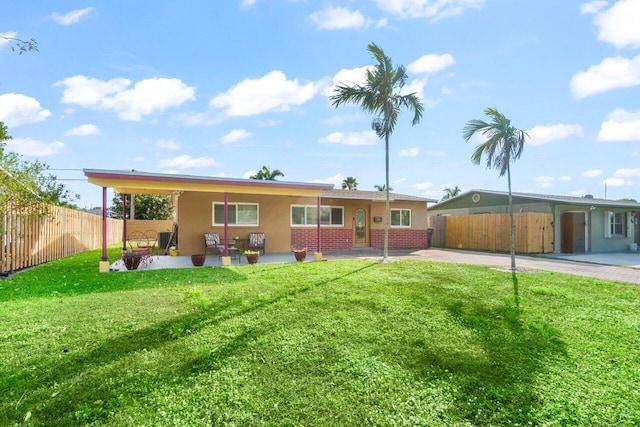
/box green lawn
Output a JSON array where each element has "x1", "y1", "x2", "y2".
[{"x1": 1, "y1": 248, "x2": 638, "y2": 426}]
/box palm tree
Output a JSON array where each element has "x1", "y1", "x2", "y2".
[
  {"x1": 374, "y1": 184, "x2": 393, "y2": 192},
  {"x1": 250, "y1": 165, "x2": 284, "y2": 181},
  {"x1": 462, "y1": 107, "x2": 528, "y2": 271},
  {"x1": 331, "y1": 43, "x2": 423, "y2": 261},
  {"x1": 441, "y1": 185, "x2": 461, "y2": 201},
  {"x1": 341, "y1": 176, "x2": 358, "y2": 190}
]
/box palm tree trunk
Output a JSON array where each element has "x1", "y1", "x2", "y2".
[
  {"x1": 507, "y1": 163, "x2": 516, "y2": 271},
  {"x1": 384, "y1": 133, "x2": 390, "y2": 261}
]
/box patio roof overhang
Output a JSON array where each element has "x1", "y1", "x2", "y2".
[{"x1": 83, "y1": 169, "x2": 335, "y2": 196}]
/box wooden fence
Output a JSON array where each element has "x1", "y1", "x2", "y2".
[
  {"x1": 1, "y1": 204, "x2": 123, "y2": 273},
  {"x1": 431, "y1": 213, "x2": 554, "y2": 254}
]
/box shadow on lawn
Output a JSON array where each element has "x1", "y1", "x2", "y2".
[{"x1": 1, "y1": 262, "x2": 376, "y2": 425}]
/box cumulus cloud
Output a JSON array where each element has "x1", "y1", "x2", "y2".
[
  {"x1": 604, "y1": 177, "x2": 632, "y2": 187},
  {"x1": 597, "y1": 109, "x2": 640, "y2": 141},
  {"x1": 158, "y1": 154, "x2": 216, "y2": 170},
  {"x1": 51, "y1": 7, "x2": 94, "y2": 25},
  {"x1": 66, "y1": 123, "x2": 99, "y2": 136},
  {"x1": 582, "y1": 169, "x2": 603, "y2": 177},
  {"x1": 0, "y1": 31, "x2": 18, "y2": 48},
  {"x1": 614, "y1": 168, "x2": 640, "y2": 177},
  {"x1": 569, "y1": 55, "x2": 640, "y2": 98},
  {"x1": 309, "y1": 173, "x2": 343, "y2": 187},
  {"x1": 55, "y1": 75, "x2": 195, "y2": 121},
  {"x1": 221, "y1": 129, "x2": 252, "y2": 144},
  {"x1": 408, "y1": 53, "x2": 455, "y2": 74},
  {"x1": 399, "y1": 147, "x2": 420, "y2": 157},
  {"x1": 324, "y1": 66, "x2": 373, "y2": 97},
  {"x1": 6, "y1": 137, "x2": 64, "y2": 156},
  {"x1": 318, "y1": 131, "x2": 378, "y2": 146},
  {"x1": 535, "y1": 176, "x2": 555, "y2": 188},
  {"x1": 527, "y1": 124, "x2": 584, "y2": 145},
  {"x1": 583, "y1": 0, "x2": 640, "y2": 49},
  {"x1": 156, "y1": 138, "x2": 180, "y2": 150},
  {"x1": 410, "y1": 181, "x2": 435, "y2": 191},
  {"x1": 0, "y1": 93, "x2": 51, "y2": 127},
  {"x1": 309, "y1": 7, "x2": 367, "y2": 30},
  {"x1": 210, "y1": 71, "x2": 316, "y2": 117},
  {"x1": 372, "y1": 0, "x2": 487, "y2": 22}
]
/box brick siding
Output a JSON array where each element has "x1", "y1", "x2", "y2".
[
  {"x1": 371, "y1": 229, "x2": 428, "y2": 250},
  {"x1": 292, "y1": 228, "x2": 428, "y2": 251}
]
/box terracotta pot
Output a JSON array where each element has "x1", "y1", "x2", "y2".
[
  {"x1": 293, "y1": 249, "x2": 307, "y2": 262},
  {"x1": 123, "y1": 255, "x2": 141, "y2": 270},
  {"x1": 191, "y1": 254, "x2": 206, "y2": 266},
  {"x1": 245, "y1": 253, "x2": 259, "y2": 264}
]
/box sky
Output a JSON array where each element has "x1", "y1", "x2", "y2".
[{"x1": 1, "y1": 0, "x2": 639, "y2": 209}]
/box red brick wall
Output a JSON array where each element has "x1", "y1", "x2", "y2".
[
  {"x1": 291, "y1": 228, "x2": 353, "y2": 251},
  {"x1": 371, "y1": 229, "x2": 428, "y2": 250}
]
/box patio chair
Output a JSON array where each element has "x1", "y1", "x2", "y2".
[
  {"x1": 204, "y1": 232, "x2": 241, "y2": 262},
  {"x1": 248, "y1": 232, "x2": 266, "y2": 254}
]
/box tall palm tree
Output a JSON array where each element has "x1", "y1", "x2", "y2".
[
  {"x1": 374, "y1": 184, "x2": 393, "y2": 192},
  {"x1": 341, "y1": 176, "x2": 358, "y2": 190},
  {"x1": 331, "y1": 43, "x2": 423, "y2": 261},
  {"x1": 441, "y1": 185, "x2": 461, "y2": 201},
  {"x1": 462, "y1": 107, "x2": 528, "y2": 271},
  {"x1": 250, "y1": 165, "x2": 284, "y2": 181}
]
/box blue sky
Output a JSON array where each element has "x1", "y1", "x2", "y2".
[{"x1": 1, "y1": 0, "x2": 639, "y2": 208}]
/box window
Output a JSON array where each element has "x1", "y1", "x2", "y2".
[
  {"x1": 213, "y1": 203, "x2": 258, "y2": 226},
  {"x1": 391, "y1": 209, "x2": 411, "y2": 227},
  {"x1": 605, "y1": 211, "x2": 626, "y2": 238},
  {"x1": 291, "y1": 205, "x2": 343, "y2": 226}
]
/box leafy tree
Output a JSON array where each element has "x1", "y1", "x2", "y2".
[
  {"x1": 110, "y1": 192, "x2": 174, "y2": 220},
  {"x1": 341, "y1": 176, "x2": 358, "y2": 190},
  {"x1": 441, "y1": 185, "x2": 461, "y2": 201},
  {"x1": 463, "y1": 107, "x2": 528, "y2": 271},
  {"x1": 331, "y1": 43, "x2": 423, "y2": 261},
  {"x1": 1, "y1": 35, "x2": 38, "y2": 54},
  {"x1": 374, "y1": 184, "x2": 393, "y2": 192},
  {"x1": 250, "y1": 165, "x2": 284, "y2": 181}
]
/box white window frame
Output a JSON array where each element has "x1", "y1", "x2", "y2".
[
  {"x1": 212, "y1": 202, "x2": 259, "y2": 226},
  {"x1": 290, "y1": 205, "x2": 344, "y2": 227},
  {"x1": 604, "y1": 211, "x2": 625, "y2": 238},
  {"x1": 391, "y1": 208, "x2": 411, "y2": 228}
]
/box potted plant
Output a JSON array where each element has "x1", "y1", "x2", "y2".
[
  {"x1": 244, "y1": 250, "x2": 259, "y2": 264},
  {"x1": 293, "y1": 247, "x2": 307, "y2": 262},
  {"x1": 122, "y1": 252, "x2": 141, "y2": 270},
  {"x1": 191, "y1": 254, "x2": 206, "y2": 266}
]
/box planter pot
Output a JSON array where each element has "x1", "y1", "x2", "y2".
[
  {"x1": 245, "y1": 253, "x2": 259, "y2": 264},
  {"x1": 123, "y1": 255, "x2": 141, "y2": 270},
  {"x1": 191, "y1": 254, "x2": 206, "y2": 266},
  {"x1": 293, "y1": 249, "x2": 307, "y2": 262}
]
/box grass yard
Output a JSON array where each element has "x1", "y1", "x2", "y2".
[{"x1": 1, "y1": 248, "x2": 639, "y2": 426}]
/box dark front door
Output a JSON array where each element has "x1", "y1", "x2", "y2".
[{"x1": 562, "y1": 212, "x2": 586, "y2": 253}]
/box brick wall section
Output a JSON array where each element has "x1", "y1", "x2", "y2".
[
  {"x1": 291, "y1": 228, "x2": 353, "y2": 251},
  {"x1": 371, "y1": 229, "x2": 428, "y2": 250}
]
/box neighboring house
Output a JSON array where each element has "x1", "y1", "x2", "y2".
[
  {"x1": 428, "y1": 189, "x2": 640, "y2": 254},
  {"x1": 85, "y1": 169, "x2": 435, "y2": 256}
]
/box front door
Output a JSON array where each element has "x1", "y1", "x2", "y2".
[
  {"x1": 562, "y1": 212, "x2": 586, "y2": 253},
  {"x1": 353, "y1": 207, "x2": 369, "y2": 247}
]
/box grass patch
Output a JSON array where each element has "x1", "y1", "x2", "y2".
[{"x1": 1, "y1": 248, "x2": 639, "y2": 425}]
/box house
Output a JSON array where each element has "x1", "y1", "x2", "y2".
[
  {"x1": 428, "y1": 189, "x2": 640, "y2": 254},
  {"x1": 84, "y1": 169, "x2": 435, "y2": 264}
]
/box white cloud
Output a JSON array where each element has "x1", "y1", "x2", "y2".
[
  {"x1": 325, "y1": 66, "x2": 374, "y2": 97},
  {"x1": 535, "y1": 176, "x2": 555, "y2": 188},
  {"x1": 401, "y1": 78, "x2": 427, "y2": 99},
  {"x1": 410, "y1": 181, "x2": 434, "y2": 191},
  {"x1": 318, "y1": 131, "x2": 378, "y2": 146},
  {"x1": 614, "y1": 168, "x2": 640, "y2": 177},
  {"x1": 158, "y1": 154, "x2": 216, "y2": 170},
  {"x1": 586, "y1": 0, "x2": 640, "y2": 49},
  {"x1": 66, "y1": 123, "x2": 99, "y2": 136},
  {"x1": 394, "y1": 177, "x2": 407, "y2": 184},
  {"x1": 569, "y1": 55, "x2": 640, "y2": 98},
  {"x1": 0, "y1": 93, "x2": 51, "y2": 127},
  {"x1": 527, "y1": 124, "x2": 584, "y2": 145},
  {"x1": 221, "y1": 129, "x2": 252, "y2": 144},
  {"x1": 55, "y1": 75, "x2": 195, "y2": 121},
  {"x1": 372, "y1": 0, "x2": 487, "y2": 21},
  {"x1": 407, "y1": 53, "x2": 455, "y2": 74},
  {"x1": 156, "y1": 138, "x2": 180, "y2": 150},
  {"x1": 51, "y1": 7, "x2": 94, "y2": 25},
  {"x1": 6, "y1": 137, "x2": 64, "y2": 156},
  {"x1": 243, "y1": 170, "x2": 256, "y2": 179},
  {"x1": 559, "y1": 176, "x2": 572, "y2": 182},
  {"x1": 309, "y1": 173, "x2": 342, "y2": 187},
  {"x1": 241, "y1": 0, "x2": 257, "y2": 7},
  {"x1": 309, "y1": 7, "x2": 367, "y2": 30},
  {"x1": 582, "y1": 169, "x2": 603, "y2": 177},
  {"x1": 604, "y1": 177, "x2": 632, "y2": 187},
  {"x1": 210, "y1": 71, "x2": 316, "y2": 117},
  {"x1": 0, "y1": 31, "x2": 17, "y2": 48},
  {"x1": 597, "y1": 109, "x2": 640, "y2": 141},
  {"x1": 399, "y1": 147, "x2": 420, "y2": 157}
]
